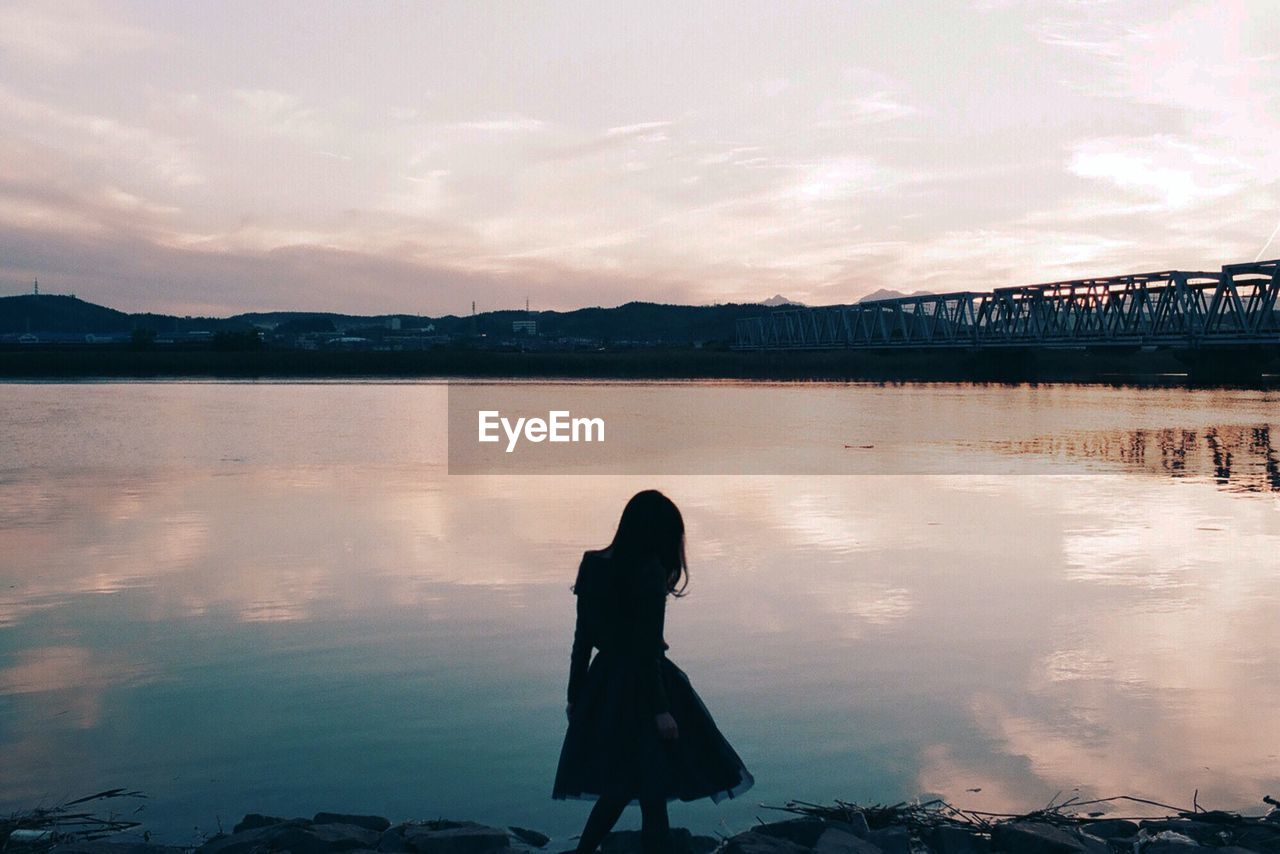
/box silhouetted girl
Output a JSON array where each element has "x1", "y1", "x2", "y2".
[{"x1": 552, "y1": 490, "x2": 754, "y2": 854}]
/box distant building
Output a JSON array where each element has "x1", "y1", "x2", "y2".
[
  {"x1": 387, "y1": 317, "x2": 401, "y2": 330},
  {"x1": 512, "y1": 319, "x2": 537, "y2": 335},
  {"x1": 331, "y1": 336, "x2": 371, "y2": 350}
]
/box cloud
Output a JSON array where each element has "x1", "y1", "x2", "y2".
[
  {"x1": 1068, "y1": 135, "x2": 1243, "y2": 210},
  {"x1": 231, "y1": 88, "x2": 327, "y2": 142},
  {"x1": 0, "y1": 83, "x2": 204, "y2": 188},
  {"x1": 791, "y1": 156, "x2": 894, "y2": 202},
  {"x1": 451, "y1": 116, "x2": 549, "y2": 133},
  {"x1": 0, "y1": 217, "x2": 699, "y2": 315},
  {"x1": 0, "y1": 1, "x2": 156, "y2": 65},
  {"x1": 1037, "y1": 2, "x2": 1280, "y2": 171},
  {"x1": 3, "y1": 3, "x2": 1279, "y2": 311},
  {"x1": 814, "y1": 92, "x2": 919, "y2": 128},
  {"x1": 604, "y1": 120, "x2": 672, "y2": 138}
]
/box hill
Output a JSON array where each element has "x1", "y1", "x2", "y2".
[
  {"x1": 0, "y1": 294, "x2": 132, "y2": 334},
  {"x1": 0, "y1": 294, "x2": 789, "y2": 345},
  {"x1": 0, "y1": 294, "x2": 255, "y2": 336}
]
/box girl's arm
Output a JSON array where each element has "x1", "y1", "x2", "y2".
[{"x1": 566, "y1": 557, "x2": 593, "y2": 707}]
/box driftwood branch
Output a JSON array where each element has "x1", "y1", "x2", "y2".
[
  {"x1": 765, "y1": 791, "x2": 1274, "y2": 834},
  {"x1": 1, "y1": 790, "x2": 147, "y2": 853}
]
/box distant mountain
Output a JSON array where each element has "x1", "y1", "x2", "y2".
[
  {"x1": 761, "y1": 294, "x2": 803, "y2": 307},
  {"x1": 858, "y1": 288, "x2": 936, "y2": 303}
]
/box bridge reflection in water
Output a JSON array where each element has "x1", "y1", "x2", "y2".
[
  {"x1": 991, "y1": 424, "x2": 1280, "y2": 493},
  {"x1": 736, "y1": 259, "x2": 1280, "y2": 352}
]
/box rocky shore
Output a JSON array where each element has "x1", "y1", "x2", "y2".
[{"x1": 8, "y1": 799, "x2": 1280, "y2": 854}]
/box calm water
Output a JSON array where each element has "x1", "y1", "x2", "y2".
[{"x1": 1, "y1": 381, "x2": 1278, "y2": 844}]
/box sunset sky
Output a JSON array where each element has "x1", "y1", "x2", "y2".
[{"x1": 2, "y1": 0, "x2": 1279, "y2": 316}]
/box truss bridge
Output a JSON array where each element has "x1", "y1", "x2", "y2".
[{"x1": 735, "y1": 260, "x2": 1280, "y2": 351}]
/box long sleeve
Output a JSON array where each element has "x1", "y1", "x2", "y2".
[
  {"x1": 629, "y1": 559, "x2": 671, "y2": 714},
  {"x1": 566, "y1": 557, "x2": 593, "y2": 704}
]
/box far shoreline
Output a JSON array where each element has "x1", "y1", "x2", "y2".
[{"x1": 1, "y1": 346, "x2": 1276, "y2": 387}]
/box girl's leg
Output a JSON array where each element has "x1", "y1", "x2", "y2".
[
  {"x1": 638, "y1": 798, "x2": 672, "y2": 854},
  {"x1": 575, "y1": 796, "x2": 628, "y2": 854}
]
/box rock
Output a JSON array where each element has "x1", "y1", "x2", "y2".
[
  {"x1": 927, "y1": 826, "x2": 991, "y2": 854},
  {"x1": 267, "y1": 824, "x2": 382, "y2": 854},
  {"x1": 200, "y1": 825, "x2": 289, "y2": 854},
  {"x1": 1226, "y1": 826, "x2": 1280, "y2": 854},
  {"x1": 507, "y1": 828, "x2": 549, "y2": 849},
  {"x1": 754, "y1": 819, "x2": 831, "y2": 849},
  {"x1": 991, "y1": 822, "x2": 1108, "y2": 854},
  {"x1": 1139, "y1": 821, "x2": 1228, "y2": 845},
  {"x1": 1079, "y1": 821, "x2": 1137, "y2": 841},
  {"x1": 379, "y1": 829, "x2": 411, "y2": 854},
  {"x1": 260, "y1": 828, "x2": 332, "y2": 854},
  {"x1": 198, "y1": 822, "x2": 381, "y2": 854},
  {"x1": 311, "y1": 824, "x2": 386, "y2": 850},
  {"x1": 723, "y1": 831, "x2": 811, "y2": 854},
  {"x1": 598, "y1": 830, "x2": 645, "y2": 854},
  {"x1": 687, "y1": 834, "x2": 720, "y2": 854},
  {"x1": 598, "y1": 829, "x2": 716, "y2": 854},
  {"x1": 1147, "y1": 831, "x2": 1198, "y2": 846},
  {"x1": 236, "y1": 816, "x2": 293, "y2": 835},
  {"x1": 315, "y1": 815, "x2": 392, "y2": 834},
  {"x1": 1144, "y1": 840, "x2": 1201, "y2": 854},
  {"x1": 1192, "y1": 812, "x2": 1245, "y2": 826},
  {"x1": 838, "y1": 815, "x2": 872, "y2": 840},
  {"x1": 813, "y1": 826, "x2": 884, "y2": 854},
  {"x1": 866, "y1": 827, "x2": 910, "y2": 854},
  {"x1": 402, "y1": 822, "x2": 510, "y2": 854},
  {"x1": 50, "y1": 844, "x2": 187, "y2": 854}
]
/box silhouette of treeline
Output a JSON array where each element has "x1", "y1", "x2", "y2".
[
  {"x1": 0, "y1": 293, "x2": 783, "y2": 344},
  {"x1": 237, "y1": 302, "x2": 782, "y2": 343}
]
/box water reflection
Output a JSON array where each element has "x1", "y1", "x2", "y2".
[
  {"x1": 0, "y1": 383, "x2": 1277, "y2": 843},
  {"x1": 992, "y1": 425, "x2": 1280, "y2": 492}
]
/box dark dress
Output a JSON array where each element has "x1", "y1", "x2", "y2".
[{"x1": 551, "y1": 549, "x2": 754, "y2": 804}]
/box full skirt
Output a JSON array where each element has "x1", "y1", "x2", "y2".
[{"x1": 552, "y1": 652, "x2": 754, "y2": 804}]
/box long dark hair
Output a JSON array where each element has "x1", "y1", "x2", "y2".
[{"x1": 608, "y1": 489, "x2": 688, "y2": 596}]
